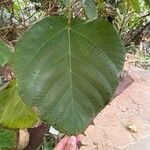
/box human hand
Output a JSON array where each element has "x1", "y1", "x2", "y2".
[{"x1": 54, "y1": 135, "x2": 82, "y2": 150}]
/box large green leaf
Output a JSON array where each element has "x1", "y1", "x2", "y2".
[
  {"x1": 83, "y1": 0, "x2": 98, "y2": 20},
  {"x1": 0, "y1": 129, "x2": 16, "y2": 149},
  {"x1": 0, "y1": 81, "x2": 38, "y2": 128},
  {"x1": 14, "y1": 16, "x2": 125, "y2": 134},
  {"x1": 0, "y1": 40, "x2": 13, "y2": 66}
]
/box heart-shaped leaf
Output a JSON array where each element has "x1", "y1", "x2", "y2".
[
  {"x1": 14, "y1": 16, "x2": 125, "y2": 134},
  {"x1": 0, "y1": 40, "x2": 13, "y2": 66},
  {"x1": 0, "y1": 81, "x2": 38, "y2": 128},
  {"x1": 0, "y1": 129, "x2": 16, "y2": 149}
]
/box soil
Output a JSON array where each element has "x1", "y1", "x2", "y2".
[{"x1": 24, "y1": 123, "x2": 49, "y2": 150}]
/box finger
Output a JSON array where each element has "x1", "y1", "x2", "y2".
[
  {"x1": 54, "y1": 136, "x2": 69, "y2": 150},
  {"x1": 77, "y1": 134, "x2": 85, "y2": 142},
  {"x1": 66, "y1": 136, "x2": 77, "y2": 150},
  {"x1": 76, "y1": 134, "x2": 86, "y2": 149}
]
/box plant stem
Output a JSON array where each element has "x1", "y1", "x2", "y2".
[
  {"x1": 16, "y1": 0, "x2": 26, "y2": 27},
  {"x1": 125, "y1": 21, "x2": 150, "y2": 46},
  {"x1": 68, "y1": 0, "x2": 72, "y2": 25},
  {"x1": 119, "y1": 1, "x2": 130, "y2": 34}
]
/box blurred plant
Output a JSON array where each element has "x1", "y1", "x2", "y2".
[{"x1": 0, "y1": 0, "x2": 150, "y2": 47}]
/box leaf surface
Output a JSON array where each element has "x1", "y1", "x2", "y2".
[
  {"x1": 0, "y1": 40, "x2": 12, "y2": 66},
  {"x1": 0, "y1": 129, "x2": 16, "y2": 149},
  {"x1": 14, "y1": 16, "x2": 125, "y2": 134},
  {"x1": 0, "y1": 81, "x2": 38, "y2": 128},
  {"x1": 83, "y1": 0, "x2": 98, "y2": 20}
]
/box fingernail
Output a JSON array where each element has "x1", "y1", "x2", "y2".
[{"x1": 68, "y1": 136, "x2": 77, "y2": 146}]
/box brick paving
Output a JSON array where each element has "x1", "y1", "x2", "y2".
[{"x1": 80, "y1": 68, "x2": 150, "y2": 150}]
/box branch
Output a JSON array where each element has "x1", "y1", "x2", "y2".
[
  {"x1": 119, "y1": 2, "x2": 130, "y2": 34},
  {"x1": 16, "y1": 0, "x2": 26, "y2": 27},
  {"x1": 10, "y1": 0, "x2": 15, "y2": 25},
  {"x1": 25, "y1": 11, "x2": 38, "y2": 21},
  {"x1": 125, "y1": 21, "x2": 150, "y2": 47},
  {"x1": 139, "y1": 12, "x2": 150, "y2": 19},
  {"x1": 0, "y1": 0, "x2": 10, "y2": 5},
  {"x1": 0, "y1": 26, "x2": 28, "y2": 31}
]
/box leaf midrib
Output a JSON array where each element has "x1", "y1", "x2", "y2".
[{"x1": 67, "y1": 27, "x2": 75, "y2": 126}]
